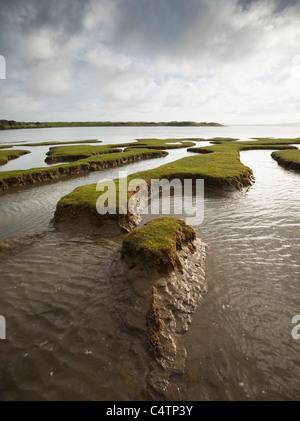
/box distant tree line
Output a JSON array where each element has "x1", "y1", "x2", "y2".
[{"x1": 0, "y1": 119, "x2": 224, "y2": 130}]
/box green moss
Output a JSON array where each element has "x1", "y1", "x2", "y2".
[
  {"x1": 121, "y1": 217, "x2": 196, "y2": 273},
  {"x1": 0, "y1": 149, "x2": 30, "y2": 166},
  {"x1": 271, "y1": 149, "x2": 300, "y2": 172},
  {"x1": 45, "y1": 144, "x2": 121, "y2": 163}
]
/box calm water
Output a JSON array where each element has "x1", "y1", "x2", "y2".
[{"x1": 0, "y1": 126, "x2": 299, "y2": 400}]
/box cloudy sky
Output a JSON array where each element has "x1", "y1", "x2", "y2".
[{"x1": 0, "y1": 0, "x2": 300, "y2": 124}]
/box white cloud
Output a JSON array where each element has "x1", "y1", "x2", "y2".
[{"x1": 1, "y1": 0, "x2": 300, "y2": 123}]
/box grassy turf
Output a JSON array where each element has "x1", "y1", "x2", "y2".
[
  {"x1": 206, "y1": 137, "x2": 239, "y2": 143},
  {"x1": 115, "y1": 138, "x2": 207, "y2": 150},
  {"x1": 0, "y1": 149, "x2": 167, "y2": 190},
  {"x1": 121, "y1": 217, "x2": 196, "y2": 273},
  {"x1": 271, "y1": 149, "x2": 300, "y2": 172},
  {"x1": 45, "y1": 144, "x2": 122, "y2": 163},
  {"x1": 0, "y1": 149, "x2": 30, "y2": 166},
  {"x1": 251, "y1": 137, "x2": 300, "y2": 144}
]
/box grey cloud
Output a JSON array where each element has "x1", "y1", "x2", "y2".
[
  {"x1": 0, "y1": 0, "x2": 89, "y2": 36},
  {"x1": 109, "y1": 0, "x2": 233, "y2": 59},
  {"x1": 238, "y1": 0, "x2": 300, "y2": 12},
  {"x1": 1, "y1": 0, "x2": 300, "y2": 123},
  {"x1": 0, "y1": 0, "x2": 90, "y2": 66},
  {"x1": 108, "y1": 0, "x2": 279, "y2": 61}
]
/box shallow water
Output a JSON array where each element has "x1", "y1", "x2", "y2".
[
  {"x1": 0, "y1": 233, "x2": 144, "y2": 400},
  {"x1": 185, "y1": 150, "x2": 300, "y2": 400},
  {"x1": 0, "y1": 126, "x2": 299, "y2": 400},
  {"x1": 0, "y1": 124, "x2": 300, "y2": 147}
]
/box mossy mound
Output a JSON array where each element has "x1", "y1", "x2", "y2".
[
  {"x1": 45, "y1": 144, "x2": 121, "y2": 163},
  {"x1": 121, "y1": 217, "x2": 196, "y2": 273},
  {"x1": 271, "y1": 149, "x2": 300, "y2": 172}
]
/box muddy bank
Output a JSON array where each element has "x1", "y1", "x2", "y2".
[
  {"x1": 111, "y1": 236, "x2": 207, "y2": 399},
  {"x1": 0, "y1": 150, "x2": 30, "y2": 166},
  {"x1": 54, "y1": 215, "x2": 207, "y2": 398},
  {"x1": 54, "y1": 210, "x2": 137, "y2": 237},
  {"x1": 271, "y1": 150, "x2": 300, "y2": 172}
]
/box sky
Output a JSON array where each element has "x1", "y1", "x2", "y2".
[{"x1": 0, "y1": 0, "x2": 300, "y2": 125}]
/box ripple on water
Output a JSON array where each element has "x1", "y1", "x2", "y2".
[
  {"x1": 184, "y1": 149, "x2": 300, "y2": 400},
  {"x1": 0, "y1": 233, "x2": 150, "y2": 400}
]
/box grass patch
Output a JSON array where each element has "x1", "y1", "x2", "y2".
[
  {"x1": 45, "y1": 144, "x2": 121, "y2": 163},
  {"x1": 207, "y1": 137, "x2": 239, "y2": 144},
  {"x1": 116, "y1": 138, "x2": 207, "y2": 150},
  {"x1": 121, "y1": 217, "x2": 196, "y2": 273},
  {"x1": 251, "y1": 137, "x2": 300, "y2": 144},
  {"x1": 0, "y1": 148, "x2": 167, "y2": 190},
  {"x1": 271, "y1": 149, "x2": 300, "y2": 172},
  {"x1": 0, "y1": 149, "x2": 30, "y2": 166}
]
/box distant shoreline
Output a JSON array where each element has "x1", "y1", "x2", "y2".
[{"x1": 0, "y1": 120, "x2": 224, "y2": 131}]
